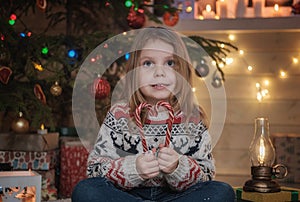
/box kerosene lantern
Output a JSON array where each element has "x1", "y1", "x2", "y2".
[{"x1": 243, "y1": 117, "x2": 287, "y2": 193}]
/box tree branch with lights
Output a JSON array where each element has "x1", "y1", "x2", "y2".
[{"x1": 0, "y1": 0, "x2": 237, "y2": 131}]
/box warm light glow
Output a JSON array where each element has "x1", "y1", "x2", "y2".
[
  {"x1": 198, "y1": 15, "x2": 204, "y2": 20},
  {"x1": 293, "y1": 57, "x2": 299, "y2": 64},
  {"x1": 225, "y1": 57, "x2": 233, "y2": 65},
  {"x1": 206, "y1": 4, "x2": 212, "y2": 12},
  {"x1": 219, "y1": 62, "x2": 225, "y2": 68},
  {"x1": 274, "y1": 4, "x2": 279, "y2": 12},
  {"x1": 192, "y1": 87, "x2": 196, "y2": 92},
  {"x1": 214, "y1": 15, "x2": 220, "y2": 20},
  {"x1": 220, "y1": 43, "x2": 225, "y2": 48},
  {"x1": 264, "y1": 80, "x2": 269, "y2": 86},
  {"x1": 239, "y1": 50, "x2": 244, "y2": 55},
  {"x1": 228, "y1": 34, "x2": 235, "y2": 41},
  {"x1": 257, "y1": 92, "x2": 263, "y2": 102},
  {"x1": 186, "y1": 6, "x2": 193, "y2": 13},
  {"x1": 41, "y1": 124, "x2": 45, "y2": 130},
  {"x1": 259, "y1": 138, "x2": 266, "y2": 165},
  {"x1": 32, "y1": 61, "x2": 43, "y2": 71},
  {"x1": 280, "y1": 70, "x2": 287, "y2": 78},
  {"x1": 212, "y1": 61, "x2": 217, "y2": 66},
  {"x1": 248, "y1": 66, "x2": 253, "y2": 71},
  {"x1": 256, "y1": 82, "x2": 269, "y2": 102}
]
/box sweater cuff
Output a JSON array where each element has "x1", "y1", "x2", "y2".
[
  {"x1": 123, "y1": 155, "x2": 145, "y2": 186},
  {"x1": 165, "y1": 155, "x2": 190, "y2": 181}
]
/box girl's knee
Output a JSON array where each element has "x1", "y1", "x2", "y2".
[{"x1": 210, "y1": 181, "x2": 235, "y2": 201}]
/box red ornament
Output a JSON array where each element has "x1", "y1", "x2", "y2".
[
  {"x1": 127, "y1": 7, "x2": 146, "y2": 29},
  {"x1": 90, "y1": 76, "x2": 111, "y2": 100},
  {"x1": 0, "y1": 66, "x2": 12, "y2": 84},
  {"x1": 163, "y1": 11, "x2": 179, "y2": 27}
]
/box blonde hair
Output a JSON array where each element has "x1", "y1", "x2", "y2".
[{"x1": 123, "y1": 27, "x2": 207, "y2": 125}]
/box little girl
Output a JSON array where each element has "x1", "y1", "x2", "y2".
[{"x1": 72, "y1": 27, "x2": 235, "y2": 201}]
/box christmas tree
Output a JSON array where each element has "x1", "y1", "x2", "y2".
[{"x1": 0, "y1": 0, "x2": 237, "y2": 132}]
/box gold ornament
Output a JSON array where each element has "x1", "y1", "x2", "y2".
[
  {"x1": 50, "y1": 81, "x2": 62, "y2": 96},
  {"x1": 11, "y1": 112, "x2": 30, "y2": 133}
]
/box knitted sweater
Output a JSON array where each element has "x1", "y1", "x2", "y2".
[{"x1": 87, "y1": 102, "x2": 215, "y2": 191}]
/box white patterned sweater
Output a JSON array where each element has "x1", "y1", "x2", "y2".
[{"x1": 87, "y1": 102, "x2": 215, "y2": 191}]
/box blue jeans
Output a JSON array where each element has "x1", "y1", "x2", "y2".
[{"x1": 71, "y1": 177, "x2": 235, "y2": 202}]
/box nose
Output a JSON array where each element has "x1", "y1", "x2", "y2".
[{"x1": 154, "y1": 65, "x2": 166, "y2": 77}]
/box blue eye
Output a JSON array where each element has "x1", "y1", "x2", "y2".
[
  {"x1": 143, "y1": 60, "x2": 154, "y2": 67},
  {"x1": 166, "y1": 60, "x2": 175, "y2": 67}
]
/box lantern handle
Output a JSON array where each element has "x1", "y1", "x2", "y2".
[{"x1": 272, "y1": 164, "x2": 288, "y2": 179}]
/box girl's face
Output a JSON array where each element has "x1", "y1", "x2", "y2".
[{"x1": 138, "y1": 39, "x2": 177, "y2": 105}]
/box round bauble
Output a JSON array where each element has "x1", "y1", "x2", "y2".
[
  {"x1": 163, "y1": 11, "x2": 179, "y2": 27},
  {"x1": 127, "y1": 7, "x2": 145, "y2": 29},
  {"x1": 50, "y1": 81, "x2": 62, "y2": 96},
  {"x1": 195, "y1": 63, "x2": 209, "y2": 78},
  {"x1": 90, "y1": 76, "x2": 111, "y2": 100},
  {"x1": 211, "y1": 76, "x2": 223, "y2": 88},
  {"x1": 11, "y1": 112, "x2": 30, "y2": 133}
]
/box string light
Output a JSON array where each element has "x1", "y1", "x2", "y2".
[
  {"x1": 68, "y1": 49, "x2": 77, "y2": 58},
  {"x1": 41, "y1": 47, "x2": 49, "y2": 55},
  {"x1": 124, "y1": 0, "x2": 133, "y2": 8},
  {"x1": 279, "y1": 70, "x2": 287, "y2": 78},
  {"x1": 228, "y1": 34, "x2": 235, "y2": 41},
  {"x1": 256, "y1": 82, "x2": 269, "y2": 102},
  {"x1": 8, "y1": 14, "x2": 17, "y2": 25}
]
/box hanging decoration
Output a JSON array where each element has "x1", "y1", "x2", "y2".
[
  {"x1": 11, "y1": 112, "x2": 30, "y2": 133},
  {"x1": 90, "y1": 75, "x2": 111, "y2": 100},
  {"x1": 36, "y1": 0, "x2": 47, "y2": 12},
  {"x1": 50, "y1": 81, "x2": 62, "y2": 96},
  {"x1": 195, "y1": 60, "x2": 209, "y2": 78},
  {"x1": 32, "y1": 60, "x2": 44, "y2": 71},
  {"x1": 0, "y1": 66, "x2": 12, "y2": 84},
  {"x1": 211, "y1": 70, "x2": 223, "y2": 88},
  {"x1": 163, "y1": 11, "x2": 179, "y2": 26},
  {"x1": 34, "y1": 84, "x2": 47, "y2": 104},
  {"x1": 127, "y1": 7, "x2": 146, "y2": 29}
]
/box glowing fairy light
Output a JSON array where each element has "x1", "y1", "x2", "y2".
[{"x1": 228, "y1": 34, "x2": 235, "y2": 41}]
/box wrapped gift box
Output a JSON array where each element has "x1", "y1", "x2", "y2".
[
  {"x1": 272, "y1": 133, "x2": 300, "y2": 183},
  {"x1": 59, "y1": 138, "x2": 89, "y2": 198},
  {"x1": 0, "y1": 132, "x2": 59, "y2": 152},
  {"x1": 0, "y1": 150, "x2": 58, "y2": 170}
]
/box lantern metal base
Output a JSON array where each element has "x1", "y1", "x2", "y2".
[{"x1": 243, "y1": 166, "x2": 281, "y2": 193}]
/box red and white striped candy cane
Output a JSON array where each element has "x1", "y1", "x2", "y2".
[
  {"x1": 134, "y1": 102, "x2": 152, "y2": 152},
  {"x1": 134, "y1": 101, "x2": 174, "y2": 152},
  {"x1": 156, "y1": 101, "x2": 174, "y2": 147}
]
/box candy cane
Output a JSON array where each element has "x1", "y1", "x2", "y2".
[
  {"x1": 134, "y1": 102, "x2": 152, "y2": 152},
  {"x1": 135, "y1": 101, "x2": 174, "y2": 152},
  {"x1": 156, "y1": 101, "x2": 174, "y2": 147}
]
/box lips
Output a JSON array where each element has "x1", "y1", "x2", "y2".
[{"x1": 151, "y1": 83, "x2": 169, "y2": 90}]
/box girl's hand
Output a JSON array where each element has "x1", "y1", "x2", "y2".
[
  {"x1": 157, "y1": 144, "x2": 179, "y2": 174},
  {"x1": 136, "y1": 149, "x2": 160, "y2": 180}
]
